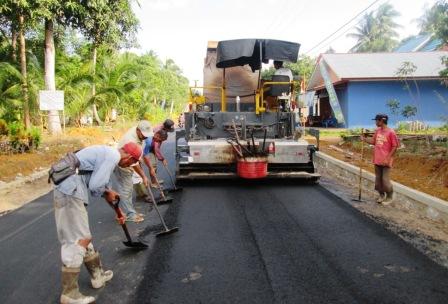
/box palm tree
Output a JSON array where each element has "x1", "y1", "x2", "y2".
[
  {"x1": 348, "y1": 3, "x2": 401, "y2": 52},
  {"x1": 92, "y1": 53, "x2": 141, "y2": 122},
  {"x1": 0, "y1": 62, "x2": 23, "y2": 121},
  {"x1": 417, "y1": 1, "x2": 448, "y2": 43}
]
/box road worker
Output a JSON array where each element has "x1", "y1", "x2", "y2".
[
  {"x1": 153, "y1": 118, "x2": 175, "y2": 133},
  {"x1": 53, "y1": 142, "x2": 142, "y2": 304},
  {"x1": 133, "y1": 129, "x2": 169, "y2": 200},
  {"x1": 114, "y1": 120, "x2": 153, "y2": 223},
  {"x1": 362, "y1": 114, "x2": 399, "y2": 205}
]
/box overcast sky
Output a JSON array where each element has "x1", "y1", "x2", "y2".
[{"x1": 133, "y1": 0, "x2": 438, "y2": 84}]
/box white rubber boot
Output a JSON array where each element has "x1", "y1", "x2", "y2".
[
  {"x1": 84, "y1": 251, "x2": 113, "y2": 289},
  {"x1": 60, "y1": 266, "x2": 96, "y2": 304}
]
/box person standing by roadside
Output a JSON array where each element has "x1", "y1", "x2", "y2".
[
  {"x1": 115, "y1": 120, "x2": 152, "y2": 223},
  {"x1": 53, "y1": 143, "x2": 142, "y2": 304},
  {"x1": 362, "y1": 114, "x2": 399, "y2": 205}
]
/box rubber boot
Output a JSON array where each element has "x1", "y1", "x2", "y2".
[
  {"x1": 84, "y1": 251, "x2": 113, "y2": 289},
  {"x1": 60, "y1": 266, "x2": 95, "y2": 304}
]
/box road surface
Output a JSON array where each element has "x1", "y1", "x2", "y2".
[{"x1": 0, "y1": 140, "x2": 447, "y2": 303}]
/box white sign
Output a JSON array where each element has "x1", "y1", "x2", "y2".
[{"x1": 39, "y1": 90, "x2": 64, "y2": 111}]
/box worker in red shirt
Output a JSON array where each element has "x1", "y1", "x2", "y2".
[
  {"x1": 154, "y1": 119, "x2": 175, "y2": 133},
  {"x1": 132, "y1": 129, "x2": 169, "y2": 201},
  {"x1": 362, "y1": 114, "x2": 399, "y2": 205}
]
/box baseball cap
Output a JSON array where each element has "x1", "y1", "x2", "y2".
[
  {"x1": 372, "y1": 113, "x2": 388, "y2": 121},
  {"x1": 137, "y1": 120, "x2": 153, "y2": 138},
  {"x1": 163, "y1": 119, "x2": 175, "y2": 132},
  {"x1": 122, "y1": 142, "x2": 142, "y2": 161}
]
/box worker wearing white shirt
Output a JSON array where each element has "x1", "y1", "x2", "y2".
[{"x1": 274, "y1": 60, "x2": 293, "y2": 81}]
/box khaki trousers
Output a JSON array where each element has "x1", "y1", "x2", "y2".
[{"x1": 54, "y1": 190, "x2": 95, "y2": 268}]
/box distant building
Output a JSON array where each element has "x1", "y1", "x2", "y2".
[
  {"x1": 306, "y1": 51, "x2": 448, "y2": 128},
  {"x1": 394, "y1": 34, "x2": 444, "y2": 52}
]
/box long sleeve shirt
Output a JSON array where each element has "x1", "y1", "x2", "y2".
[
  {"x1": 142, "y1": 137, "x2": 165, "y2": 161},
  {"x1": 55, "y1": 145, "x2": 120, "y2": 204},
  {"x1": 118, "y1": 126, "x2": 144, "y2": 172},
  {"x1": 118, "y1": 126, "x2": 143, "y2": 148},
  {"x1": 152, "y1": 141, "x2": 164, "y2": 161}
]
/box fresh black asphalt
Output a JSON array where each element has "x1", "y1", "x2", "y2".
[{"x1": 0, "y1": 140, "x2": 447, "y2": 303}]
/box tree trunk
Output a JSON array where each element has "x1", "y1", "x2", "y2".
[
  {"x1": 91, "y1": 46, "x2": 102, "y2": 125},
  {"x1": 11, "y1": 27, "x2": 17, "y2": 62},
  {"x1": 18, "y1": 15, "x2": 30, "y2": 129},
  {"x1": 44, "y1": 19, "x2": 62, "y2": 134},
  {"x1": 170, "y1": 100, "x2": 174, "y2": 114}
]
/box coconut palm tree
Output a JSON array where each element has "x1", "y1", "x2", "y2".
[
  {"x1": 0, "y1": 62, "x2": 23, "y2": 121},
  {"x1": 348, "y1": 3, "x2": 400, "y2": 52},
  {"x1": 92, "y1": 52, "x2": 141, "y2": 121}
]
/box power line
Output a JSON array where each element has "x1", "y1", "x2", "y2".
[
  {"x1": 312, "y1": 18, "x2": 364, "y2": 54},
  {"x1": 304, "y1": 0, "x2": 384, "y2": 54},
  {"x1": 267, "y1": 0, "x2": 310, "y2": 38},
  {"x1": 263, "y1": 0, "x2": 299, "y2": 37}
]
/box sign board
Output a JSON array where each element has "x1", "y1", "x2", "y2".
[
  {"x1": 319, "y1": 61, "x2": 345, "y2": 125},
  {"x1": 39, "y1": 90, "x2": 64, "y2": 111}
]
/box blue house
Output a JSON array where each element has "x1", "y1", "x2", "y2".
[{"x1": 306, "y1": 51, "x2": 448, "y2": 128}]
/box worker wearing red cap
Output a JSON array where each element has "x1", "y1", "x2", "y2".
[{"x1": 52, "y1": 143, "x2": 142, "y2": 304}]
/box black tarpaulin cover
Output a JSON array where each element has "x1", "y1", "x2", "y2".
[{"x1": 216, "y1": 39, "x2": 300, "y2": 71}]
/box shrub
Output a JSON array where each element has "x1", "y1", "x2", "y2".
[
  {"x1": 7, "y1": 122, "x2": 27, "y2": 152},
  {"x1": 27, "y1": 127, "x2": 42, "y2": 149},
  {"x1": 0, "y1": 119, "x2": 8, "y2": 136},
  {"x1": 6, "y1": 122, "x2": 41, "y2": 152},
  {"x1": 7, "y1": 121, "x2": 25, "y2": 137}
]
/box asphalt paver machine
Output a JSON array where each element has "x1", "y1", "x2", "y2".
[{"x1": 175, "y1": 39, "x2": 320, "y2": 181}]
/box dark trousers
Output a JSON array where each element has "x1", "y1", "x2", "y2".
[{"x1": 374, "y1": 165, "x2": 393, "y2": 194}]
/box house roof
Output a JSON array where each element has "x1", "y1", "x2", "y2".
[
  {"x1": 307, "y1": 51, "x2": 448, "y2": 91},
  {"x1": 394, "y1": 34, "x2": 443, "y2": 52}
]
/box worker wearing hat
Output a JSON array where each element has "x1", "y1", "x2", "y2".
[
  {"x1": 114, "y1": 120, "x2": 153, "y2": 223},
  {"x1": 362, "y1": 114, "x2": 399, "y2": 205},
  {"x1": 53, "y1": 142, "x2": 142, "y2": 304},
  {"x1": 153, "y1": 118, "x2": 175, "y2": 133}
]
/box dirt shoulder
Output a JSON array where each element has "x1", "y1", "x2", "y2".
[
  {"x1": 310, "y1": 136, "x2": 448, "y2": 201},
  {"x1": 0, "y1": 124, "x2": 131, "y2": 214}
]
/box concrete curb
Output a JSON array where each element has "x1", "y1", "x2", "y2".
[
  {"x1": 314, "y1": 151, "x2": 448, "y2": 222},
  {"x1": 0, "y1": 168, "x2": 49, "y2": 192}
]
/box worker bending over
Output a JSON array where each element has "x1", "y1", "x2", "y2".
[
  {"x1": 53, "y1": 143, "x2": 142, "y2": 304},
  {"x1": 114, "y1": 120, "x2": 153, "y2": 223},
  {"x1": 154, "y1": 118, "x2": 175, "y2": 133},
  {"x1": 133, "y1": 129, "x2": 169, "y2": 200}
]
